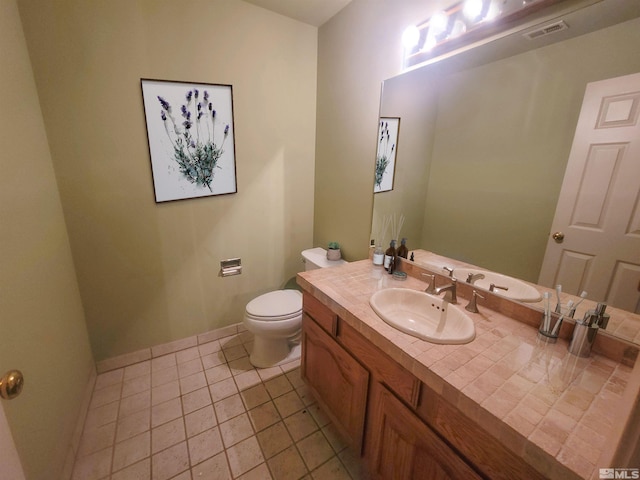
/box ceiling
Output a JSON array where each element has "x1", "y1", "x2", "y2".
[{"x1": 242, "y1": 0, "x2": 352, "y2": 27}]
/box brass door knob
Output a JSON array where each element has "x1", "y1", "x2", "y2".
[
  {"x1": 0, "y1": 370, "x2": 24, "y2": 400},
  {"x1": 552, "y1": 232, "x2": 565, "y2": 243}
]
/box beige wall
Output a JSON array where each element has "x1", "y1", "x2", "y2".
[
  {"x1": 0, "y1": 1, "x2": 94, "y2": 479},
  {"x1": 315, "y1": 0, "x2": 446, "y2": 259},
  {"x1": 18, "y1": 0, "x2": 318, "y2": 361}
]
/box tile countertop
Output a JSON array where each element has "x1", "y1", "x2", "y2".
[
  {"x1": 409, "y1": 249, "x2": 640, "y2": 345},
  {"x1": 297, "y1": 259, "x2": 634, "y2": 480}
]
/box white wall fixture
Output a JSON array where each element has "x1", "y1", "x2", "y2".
[
  {"x1": 402, "y1": 0, "x2": 567, "y2": 68},
  {"x1": 220, "y1": 258, "x2": 242, "y2": 277}
]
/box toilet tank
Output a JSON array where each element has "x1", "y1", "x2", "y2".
[{"x1": 301, "y1": 247, "x2": 347, "y2": 271}]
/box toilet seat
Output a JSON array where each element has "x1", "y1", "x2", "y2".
[
  {"x1": 245, "y1": 290, "x2": 302, "y2": 320},
  {"x1": 245, "y1": 311, "x2": 301, "y2": 322}
]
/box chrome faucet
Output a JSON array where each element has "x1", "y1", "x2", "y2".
[
  {"x1": 466, "y1": 272, "x2": 485, "y2": 284},
  {"x1": 434, "y1": 278, "x2": 457, "y2": 304},
  {"x1": 421, "y1": 273, "x2": 436, "y2": 294}
]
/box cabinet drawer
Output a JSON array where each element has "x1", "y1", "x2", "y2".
[
  {"x1": 338, "y1": 320, "x2": 420, "y2": 408},
  {"x1": 303, "y1": 292, "x2": 337, "y2": 335}
]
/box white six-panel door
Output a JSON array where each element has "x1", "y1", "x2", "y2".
[{"x1": 539, "y1": 72, "x2": 640, "y2": 313}]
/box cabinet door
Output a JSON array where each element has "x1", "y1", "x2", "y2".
[
  {"x1": 301, "y1": 314, "x2": 369, "y2": 452},
  {"x1": 368, "y1": 383, "x2": 482, "y2": 480}
]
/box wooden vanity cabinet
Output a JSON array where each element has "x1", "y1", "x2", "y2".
[
  {"x1": 415, "y1": 384, "x2": 546, "y2": 480},
  {"x1": 367, "y1": 381, "x2": 482, "y2": 480},
  {"x1": 301, "y1": 292, "x2": 543, "y2": 480},
  {"x1": 301, "y1": 292, "x2": 480, "y2": 476},
  {"x1": 301, "y1": 311, "x2": 369, "y2": 452}
]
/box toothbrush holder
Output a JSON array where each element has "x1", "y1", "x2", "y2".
[
  {"x1": 554, "y1": 302, "x2": 575, "y2": 318},
  {"x1": 567, "y1": 321, "x2": 597, "y2": 357},
  {"x1": 537, "y1": 313, "x2": 559, "y2": 344}
]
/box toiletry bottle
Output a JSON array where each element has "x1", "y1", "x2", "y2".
[
  {"x1": 383, "y1": 240, "x2": 396, "y2": 269},
  {"x1": 397, "y1": 238, "x2": 408, "y2": 259},
  {"x1": 373, "y1": 242, "x2": 384, "y2": 266}
]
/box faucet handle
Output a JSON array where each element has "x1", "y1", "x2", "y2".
[
  {"x1": 489, "y1": 283, "x2": 509, "y2": 292},
  {"x1": 443, "y1": 266, "x2": 454, "y2": 277},
  {"x1": 465, "y1": 290, "x2": 484, "y2": 313},
  {"x1": 421, "y1": 273, "x2": 436, "y2": 294}
]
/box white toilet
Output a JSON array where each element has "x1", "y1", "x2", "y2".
[{"x1": 244, "y1": 247, "x2": 347, "y2": 368}]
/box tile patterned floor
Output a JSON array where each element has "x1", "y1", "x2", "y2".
[{"x1": 71, "y1": 331, "x2": 367, "y2": 480}]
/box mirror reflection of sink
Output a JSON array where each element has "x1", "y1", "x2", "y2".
[
  {"x1": 453, "y1": 268, "x2": 542, "y2": 303},
  {"x1": 418, "y1": 262, "x2": 448, "y2": 274},
  {"x1": 369, "y1": 288, "x2": 475, "y2": 344}
]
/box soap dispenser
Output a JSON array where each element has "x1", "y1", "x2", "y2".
[
  {"x1": 568, "y1": 302, "x2": 610, "y2": 357},
  {"x1": 384, "y1": 240, "x2": 396, "y2": 270},
  {"x1": 397, "y1": 238, "x2": 409, "y2": 259}
]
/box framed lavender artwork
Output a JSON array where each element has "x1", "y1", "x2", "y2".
[
  {"x1": 374, "y1": 117, "x2": 400, "y2": 193},
  {"x1": 141, "y1": 79, "x2": 237, "y2": 203}
]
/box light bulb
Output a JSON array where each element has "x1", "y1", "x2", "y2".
[
  {"x1": 486, "y1": 0, "x2": 502, "y2": 20},
  {"x1": 450, "y1": 19, "x2": 467, "y2": 38},
  {"x1": 463, "y1": 0, "x2": 484, "y2": 21},
  {"x1": 430, "y1": 11, "x2": 449, "y2": 36},
  {"x1": 402, "y1": 25, "x2": 420, "y2": 50}
]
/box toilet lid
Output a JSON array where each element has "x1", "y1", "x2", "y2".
[{"x1": 246, "y1": 290, "x2": 302, "y2": 318}]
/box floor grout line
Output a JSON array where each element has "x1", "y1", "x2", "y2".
[{"x1": 72, "y1": 331, "x2": 363, "y2": 480}]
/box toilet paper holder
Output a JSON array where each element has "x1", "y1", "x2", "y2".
[{"x1": 220, "y1": 258, "x2": 242, "y2": 277}]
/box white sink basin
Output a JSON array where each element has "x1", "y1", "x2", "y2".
[
  {"x1": 453, "y1": 268, "x2": 542, "y2": 303},
  {"x1": 369, "y1": 288, "x2": 475, "y2": 344}
]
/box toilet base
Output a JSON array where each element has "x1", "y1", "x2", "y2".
[{"x1": 248, "y1": 336, "x2": 301, "y2": 369}]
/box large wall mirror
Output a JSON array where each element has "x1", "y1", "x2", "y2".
[{"x1": 374, "y1": 0, "x2": 640, "y2": 342}]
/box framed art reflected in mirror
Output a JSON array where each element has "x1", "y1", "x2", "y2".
[{"x1": 374, "y1": 117, "x2": 400, "y2": 194}]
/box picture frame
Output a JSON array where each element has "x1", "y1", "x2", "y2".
[
  {"x1": 141, "y1": 79, "x2": 237, "y2": 203},
  {"x1": 374, "y1": 117, "x2": 400, "y2": 193}
]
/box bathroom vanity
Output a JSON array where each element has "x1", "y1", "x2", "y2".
[{"x1": 297, "y1": 256, "x2": 637, "y2": 479}]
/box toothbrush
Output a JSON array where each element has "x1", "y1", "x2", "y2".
[
  {"x1": 555, "y1": 284, "x2": 562, "y2": 312},
  {"x1": 543, "y1": 292, "x2": 551, "y2": 332},
  {"x1": 551, "y1": 300, "x2": 572, "y2": 336},
  {"x1": 563, "y1": 299, "x2": 575, "y2": 318},
  {"x1": 550, "y1": 313, "x2": 564, "y2": 336},
  {"x1": 572, "y1": 291, "x2": 588, "y2": 315}
]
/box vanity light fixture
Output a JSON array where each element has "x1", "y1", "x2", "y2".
[{"x1": 402, "y1": 0, "x2": 567, "y2": 69}]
